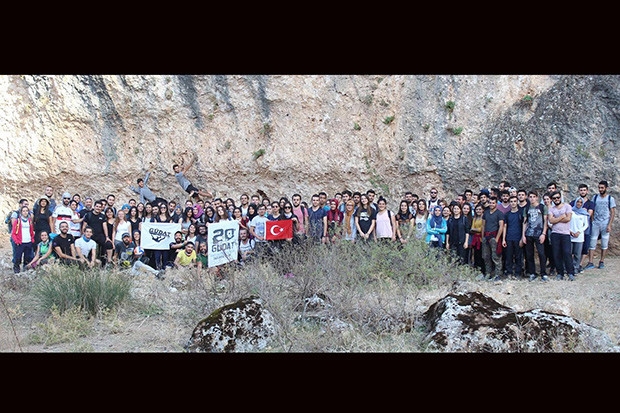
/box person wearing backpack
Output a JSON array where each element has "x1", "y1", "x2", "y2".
[{"x1": 584, "y1": 180, "x2": 616, "y2": 270}]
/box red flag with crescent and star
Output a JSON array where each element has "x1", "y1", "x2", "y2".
[{"x1": 265, "y1": 219, "x2": 293, "y2": 241}]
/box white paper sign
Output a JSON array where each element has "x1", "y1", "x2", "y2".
[
  {"x1": 208, "y1": 220, "x2": 239, "y2": 267},
  {"x1": 140, "y1": 222, "x2": 181, "y2": 250}
]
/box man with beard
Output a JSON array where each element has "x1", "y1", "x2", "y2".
[{"x1": 52, "y1": 221, "x2": 79, "y2": 265}]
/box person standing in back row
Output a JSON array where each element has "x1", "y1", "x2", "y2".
[
  {"x1": 584, "y1": 180, "x2": 616, "y2": 270},
  {"x1": 173, "y1": 153, "x2": 213, "y2": 201}
]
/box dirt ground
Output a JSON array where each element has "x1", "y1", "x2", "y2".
[{"x1": 1, "y1": 232, "x2": 619, "y2": 352}]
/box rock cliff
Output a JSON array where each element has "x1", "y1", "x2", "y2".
[{"x1": 1, "y1": 74, "x2": 618, "y2": 215}]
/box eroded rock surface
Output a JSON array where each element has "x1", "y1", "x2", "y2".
[{"x1": 422, "y1": 291, "x2": 620, "y2": 352}]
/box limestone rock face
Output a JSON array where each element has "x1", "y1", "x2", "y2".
[{"x1": 1, "y1": 74, "x2": 618, "y2": 216}]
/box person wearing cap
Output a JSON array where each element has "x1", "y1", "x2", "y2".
[
  {"x1": 51, "y1": 192, "x2": 74, "y2": 235},
  {"x1": 114, "y1": 230, "x2": 164, "y2": 279}
]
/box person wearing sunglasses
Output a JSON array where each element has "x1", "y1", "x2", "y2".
[
  {"x1": 547, "y1": 190, "x2": 575, "y2": 281},
  {"x1": 52, "y1": 191, "x2": 74, "y2": 235}
]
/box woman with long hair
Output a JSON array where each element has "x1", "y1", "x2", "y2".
[
  {"x1": 341, "y1": 200, "x2": 357, "y2": 242},
  {"x1": 113, "y1": 209, "x2": 132, "y2": 249},
  {"x1": 103, "y1": 207, "x2": 116, "y2": 264},
  {"x1": 414, "y1": 199, "x2": 429, "y2": 240},
  {"x1": 446, "y1": 203, "x2": 470, "y2": 263},
  {"x1": 355, "y1": 193, "x2": 376, "y2": 242},
  {"x1": 214, "y1": 205, "x2": 230, "y2": 223},
  {"x1": 246, "y1": 203, "x2": 258, "y2": 239},
  {"x1": 375, "y1": 197, "x2": 397, "y2": 243},
  {"x1": 179, "y1": 206, "x2": 196, "y2": 236},
  {"x1": 470, "y1": 204, "x2": 485, "y2": 273},
  {"x1": 153, "y1": 203, "x2": 172, "y2": 270},
  {"x1": 204, "y1": 206, "x2": 215, "y2": 224},
  {"x1": 33, "y1": 197, "x2": 53, "y2": 245},
  {"x1": 233, "y1": 206, "x2": 250, "y2": 233},
  {"x1": 128, "y1": 206, "x2": 141, "y2": 235},
  {"x1": 27, "y1": 230, "x2": 54, "y2": 269},
  {"x1": 461, "y1": 202, "x2": 473, "y2": 264},
  {"x1": 185, "y1": 223, "x2": 198, "y2": 245},
  {"x1": 136, "y1": 202, "x2": 145, "y2": 220},
  {"x1": 396, "y1": 199, "x2": 415, "y2": 244}
]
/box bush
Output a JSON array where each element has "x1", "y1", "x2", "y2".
[
  {"x1": 31, "y1": 264, "x2": 133, "y2": 317},
  {"x1": 201, "y1": 238, "x2": 479, "y2": 352}
]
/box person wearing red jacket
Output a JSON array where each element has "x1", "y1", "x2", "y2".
[{"x1": 11, "y1": 205, "x2": 35, "y2": 273}]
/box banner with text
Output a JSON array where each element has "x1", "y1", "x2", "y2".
[
  {"x1": 140, "y1": 222, "x2": 181, "y2": 250},
  {"x1": 208, "y1": 220, "x2": 239, "y2": 267}
]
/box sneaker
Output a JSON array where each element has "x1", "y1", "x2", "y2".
[
  {"x1": 584, "y1": 262, "x2": 595, "y2": 270},
  {"x1": 541, "y1": 275, "x2": 549, "y2": 282},
  {"x1": 598, "y1": 261, "x2": 605, "y2": 269},
  {"x1": 491, "y1": 274, "x2": 503, "y2": 282},
  {"x1": 578, "y1": 266, "x2": 584, "y2": 274},
  {"x1": 555, "y1": 274, "x2": 564, "y2": 281},
  {"x1": 568, "y1": 274, "x2": 575, "y2": 281},
  {"x1": 529, "y1": 274, "x2": 537, "y2": 282},
  {"x1": 155, "y1": 270, "x2": 166, "y2": 280}
]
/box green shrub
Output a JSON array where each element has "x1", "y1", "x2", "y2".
[
  {"x1": 31, "y1": 265, "x2": 133, "y2": 317},
  {"x1": 252, "y1": 149, "x2": 266, "y2": 160},
  {"x1": 383, "y1": 115, "x2": 395, "y2": 125}
]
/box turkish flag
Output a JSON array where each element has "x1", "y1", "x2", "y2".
[{"x1": 265, "y1": 219, "x2": 293, "y2": 241}]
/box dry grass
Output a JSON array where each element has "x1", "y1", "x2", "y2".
[{"x1": 1, "y1": 234, "x2": 619, "y2": 353}]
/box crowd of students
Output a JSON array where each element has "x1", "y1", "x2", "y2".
[{"x1": 7, "y1": 178, "x2": 616, "y2": 283}]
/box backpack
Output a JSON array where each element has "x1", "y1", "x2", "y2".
[
  {"x1": 592, "y1": 194, "x2": 612, "y2": 211},
  {"x1": 5, "y1": 210, "x2": 17, "y2": 234}
]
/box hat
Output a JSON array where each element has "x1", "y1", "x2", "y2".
[
  {"x1": 122, "y1": 232, "x2": 131, "y2": 238},
  {"x1": 480, "y1": 189, "x2": 490, "y2": 196},
  {"x1": 62, "y1": 192, "x2": 71, "y2": 199}
]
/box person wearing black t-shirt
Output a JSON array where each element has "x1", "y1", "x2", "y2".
[{"x1": 52, "y1": 221, "x2": 79, "y2": 265}]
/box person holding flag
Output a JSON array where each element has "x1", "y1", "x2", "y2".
[{"x1": 265, "y1": 216, "x2": 294, "y2": 250}]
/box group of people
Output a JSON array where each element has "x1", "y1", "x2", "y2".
[{"x1": 7, "y1": 167, "x2": 616, "y2": 283}]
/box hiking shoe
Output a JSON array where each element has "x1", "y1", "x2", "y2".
[
  {"x1": 528, "y1": 274, "x2": 537, "y2": 282},
  {"x1": 598, "y1": 261, "x2": 605, "y2": 269},
  {"x1": 568, "y1": 274, "x2": 575, "y2": 281},
  {"x1": 584, "y1": 262, "x2": 595, "y2": 270},
  {"x1": 541, "y1": 275, "x2": 549, "y2": 282}
]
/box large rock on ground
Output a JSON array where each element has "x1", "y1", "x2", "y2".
[
  {"x1": 185, "y1": 295, "x2": 276, "y2": 353},
  {"x1": 422, "y1": 291, "x2": 620, "y2": 352}
]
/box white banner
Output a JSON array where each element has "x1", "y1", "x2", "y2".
[
  {"x1": 140, "y1": 222, "x2": 181, "y2": 250},
  {"x1": 208, "y1": 220, "x2": 239, "y2": 267}
]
